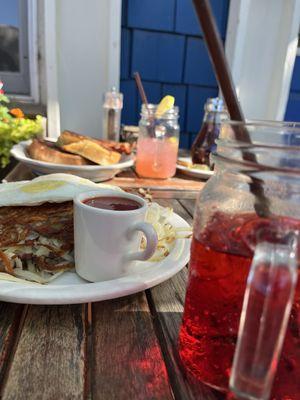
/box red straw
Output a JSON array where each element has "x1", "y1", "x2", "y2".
[
  {"x1": 133, "y1": 72, "x2": 155, "y2": 136},
  {"x1": 192, "y1": 0, "x2": 244, "y2": 122},
  {"x1": 192, "y1": 0, "x2": 270, "y2": 217},
  {"x1": 133, "y1": 72, "x2": 150, "y2": 112}
]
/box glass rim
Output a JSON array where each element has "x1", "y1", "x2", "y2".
[
  {"x1": 212, "y1": 152, "x2": 300, "y2": 176},
  {"x1": 217, "y1": 120, "x2": 300, "y2": 174},
  {"x1": 216, "y1": 139, "x2": 300, "y2": 152},
  {"x1": 223, "y1": 119, "x2": 300, "y2": 132},
  {"x1": 140, "y1": 103, "x2": 179, "y2": 118}
]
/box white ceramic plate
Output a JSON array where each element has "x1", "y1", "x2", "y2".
[
  {"x1": 0, "y1": 212, "x2": 190, "y2": 305},
  {"x1": 10, "y1": 139, "x2": 135, "y2": 182},
  {"x1": 177, "y1": 156, "x2": 214, "y2": 180}
]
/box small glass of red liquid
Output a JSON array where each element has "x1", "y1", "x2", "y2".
[{"x1": 179, "y1": 121, "x2": 300, "y2": 400}]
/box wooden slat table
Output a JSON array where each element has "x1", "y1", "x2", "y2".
[{"x1": 0, "y1": 165, "x2": 224, "y2": 400}]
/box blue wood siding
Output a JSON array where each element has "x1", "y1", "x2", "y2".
[
  {"x1": 186, "y1": 86, "x2": 218, "y2": 133},
  {"x1": 184, "y1": 38, "x2": 217, "y2": 86},
  {"x1": 131, "y1": 30, "x2": 185, "y2": 82},
  {"x1": 120, "y1": 0, "x2": 229, "y2": 148},
  {"x1": 285, "y1": 56, "x2": 300, "y2": 122},
  {"x1": 127, "y1": 0, "x2": 176, "y2": 31},
  {"x1": 175, "y1": 0, "x2": 228, "y2": 38}
]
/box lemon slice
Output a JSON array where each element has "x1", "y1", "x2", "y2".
[
  {"x1": 168, "y1": 137, "x2": 179, "y2": 145},
  {"x1": 155, "y1": 95, "x2": 175, "y2": 118}
]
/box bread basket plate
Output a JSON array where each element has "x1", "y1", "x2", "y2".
[
  {"x1": 11, "y1": 139, "x2": 134, "y2": 182},
  {"x1": 0, "y1": 212, "x2": 190, "y2": 305},
  {"x1": 177, "y1": 157, "x2": 214, "y2": 180}
]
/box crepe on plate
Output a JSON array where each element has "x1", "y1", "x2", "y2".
[
  {"x1": 0, "y1": 174, "x2": 191, "y2": 285},
  {"x1": 0, "y1": 174, "x2": 120, "y2": 283}
]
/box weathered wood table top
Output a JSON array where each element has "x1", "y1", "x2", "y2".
[{"x1": 0, "y1": 165, "x2": 224, "y2": 400}]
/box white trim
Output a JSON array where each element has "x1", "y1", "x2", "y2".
[
  {"x1": 107, "y1": 0, "x2": 122, "y2": 91},
  {"x1": 225, "y1": 0, "x2": 300, "y2": 121},
  {"x1": 274, "y1": 2, "x2": 300, "y2": 120},
  {"x1": 4, "y1": 0, "x2": 39, "y2": 102},
  {"x1": 27, "y1": 0, "x2": 39, "y2": 103},
  {"x1": 54, "y1": 0, "x2": 121, "y2": 138},
  {"x1": 8, "y1": 94, "x2": 36, "y2": 103},
  {"x1": 43, "y1": 0, "x2": 60, "y2": 138},
  {"x1": 225, "y1": 0, "x2": 251, "y2": 100}
]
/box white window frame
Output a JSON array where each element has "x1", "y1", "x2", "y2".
[{"x1": 8, "y1": 0, "x2": 39, "y2": 103}]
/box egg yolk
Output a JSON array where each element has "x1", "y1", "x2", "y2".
[{"x1": 20, "y1": 181, "x2": 66, "y2": 193}]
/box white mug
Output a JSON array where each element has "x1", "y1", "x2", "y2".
[{"x1": 74, "y1": 190, "x2": 158, "y2": 282}]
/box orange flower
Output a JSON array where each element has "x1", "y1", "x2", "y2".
[{"x1": 9, "y1": 108, "x2": 24, "y2": 118}]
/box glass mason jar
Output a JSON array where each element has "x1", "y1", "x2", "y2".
[
  {"x1": 179, "y1": 122, "x2": 300, "y2": 400},
  {"x1": 191, "y1": 97, "x2": 229, "y2": 167},
  {"x1": 135, "y1": 104, "x2": 179, "y2": 179}
]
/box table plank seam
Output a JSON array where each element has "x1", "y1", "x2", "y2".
[
  {"x1": 1, "y1": 305, "x2": 88, "y2": 400},
  {"x1": 91, "y1": 294, "x2": 174, "y2": 399},
  {"x1": 85, "y1": 303, "x2": 93, "y2": 400},
  {"x1": 177, "y1": 200, "x2": 195, "y2": 220},
  {"x1": 0, "y1": 305, "x2": 28, "y2": 395},
  {"x1": 145, "y1": 290, "x2": 191, "y2": 400}
]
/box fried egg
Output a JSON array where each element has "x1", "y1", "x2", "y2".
[{"x1": 0, "y1": 173, "x2": 121, "y2": 206}]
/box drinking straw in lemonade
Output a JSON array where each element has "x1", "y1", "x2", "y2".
[{"x1": 135, "y1": 96, "x2": 179, "y2": 179}]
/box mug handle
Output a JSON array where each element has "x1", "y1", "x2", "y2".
[{"x1": 125, "y1": 221, "x2": 158, "y2": 262}]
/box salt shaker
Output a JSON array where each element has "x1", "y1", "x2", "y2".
[{"x1": 102, "y1": 87, "x2": 123, "y2": 141}]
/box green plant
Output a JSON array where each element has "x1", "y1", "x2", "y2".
[{"x1": 0, "y1": 86, "x2": 43, "y2": 167}]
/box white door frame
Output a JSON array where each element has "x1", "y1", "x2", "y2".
[
  {"x1": 107, "y1": 0, "x2": 122, "y2": 91},
  {"x1": 43, "y1": 0, "x2": 60, "y2": 138},
  {"x1": 43, "y1": 0, "x2": 122, "y2": 138}
]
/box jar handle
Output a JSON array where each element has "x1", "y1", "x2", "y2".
[{"x1": 229, "y1": 235, "x2": 298, "y2": 400}]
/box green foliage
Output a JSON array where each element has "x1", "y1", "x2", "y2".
[{"x1": 0, "y1": 95, "x2": 43, "y2": 167}]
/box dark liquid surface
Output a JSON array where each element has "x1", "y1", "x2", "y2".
[
  {"x1": 179, "y1": 212, "x2": 300, "y2": 399},
  {"x1": 83, "y1": 196, "x2": 142, "y2": 211}
]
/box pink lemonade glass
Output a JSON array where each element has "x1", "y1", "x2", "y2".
[{"x1": 135, "y1": 104, "x2": 179, "y2": 179}]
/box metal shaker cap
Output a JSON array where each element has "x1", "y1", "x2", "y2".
[{"x1": 205, "y1": 97, "x2": 227, "y2": 112}]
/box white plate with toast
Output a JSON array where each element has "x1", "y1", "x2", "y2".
[
  {"x1": 11, "y1": 139, "x2": 135, "y2": 182},
  {"x1": 177, "y1": 156, "x2": 214, "y2": 180}
]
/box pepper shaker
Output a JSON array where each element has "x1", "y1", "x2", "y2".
[{"x1": 102, "y1": 87, "x2": 123, "y2": 141}]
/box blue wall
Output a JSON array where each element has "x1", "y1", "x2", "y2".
[
  {"x1": 285, "y1": 56, "x2": 300, "y2": 122},
  {"x1": 120, "y1": 0, "x2": 230, "y2": 148}
]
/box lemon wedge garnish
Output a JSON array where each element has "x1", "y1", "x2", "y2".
[
  {"x1": 168, "y1": 137, "x2": 179, "y2": 145},
  {"x1": 155, "y1": 95, "x2": 175, "y2": 118}
]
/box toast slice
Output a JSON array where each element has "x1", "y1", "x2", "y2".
[
  {"x1": 27, "y1": 139, "x2": 91, "y2": 166},
  {"x1": 58, "y1": 130, "x2": 132, "y2": 155},
  {"x1": 56, "y1": 130, "x2": 85, "y2": 146},
  {"x1": 60, "y1": 139, "x2": 121, "y2": 165}
]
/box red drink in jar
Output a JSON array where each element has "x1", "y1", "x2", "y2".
[{"x1": 179, "y1": 212, "x2": 300, "y2": 399}]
